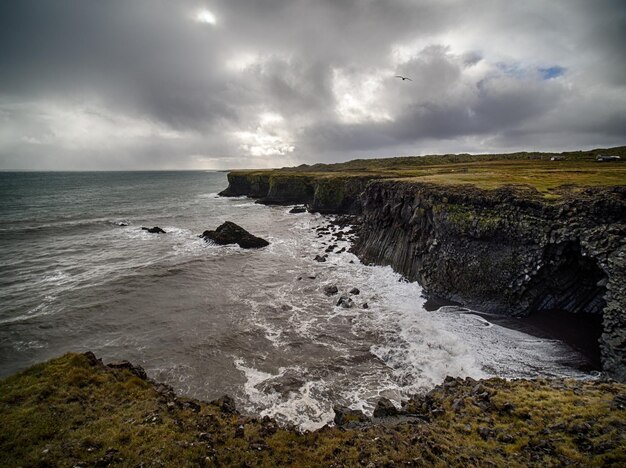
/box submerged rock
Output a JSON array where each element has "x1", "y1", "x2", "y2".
[
  {"x1": 201, "y1": 221, "x2": 269, "y2": 249},
  {"x1": 142, "y1": 226, "x2": 166, "y2": 234},
  {"x1": 314, "y1": 255, "x2": 327, "y2": 262},
  {"x1": 323, "y1": 285, "x2": 339, "y2": 296},
  {"x1": 336, "y1": 294, "x2": 354, "y2": 308},
  {"x1": 349, "y1": 288, "x2": 360, "y2": 295},
  {"x1": 289, "y1": 206, "x2": 307, "y2": 214}
]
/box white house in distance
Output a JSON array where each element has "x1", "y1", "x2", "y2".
[{"x1": 595, "y1": 155, "x2": 622, "y2": 162}]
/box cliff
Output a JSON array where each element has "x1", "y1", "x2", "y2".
[
  {"x1": 220, "y1": 171, "x2": 370, "y2": 214},
  {"x1": 354, "y1": 182, "x2": 626, "y2": 381},
  {"x1": 1, "y1": 353, "x2": 624, "y2": 466},
  {"x1": 219, "y1": 148, "x2": 626, "y2": 380}
]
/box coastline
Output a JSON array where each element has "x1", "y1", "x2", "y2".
[
  {"x1": 2, "y1": 150, "x2": 625, "y2": 464},
  {"x1": 1, "y1": 352, "x2": 624, "y2": 466},
  {"x1": 218, "y1": 149, "x2": 626, "y2": 382},
  {"x1": 422, "y1": 295, "x2": 602, "y2": 371}
]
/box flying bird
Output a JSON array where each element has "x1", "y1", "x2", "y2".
[{"x1": 395, "y1": 75, "x2": 412, "y2": 81}]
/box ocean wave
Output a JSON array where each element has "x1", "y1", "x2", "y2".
[
  {"x1": 234, "y1": 359, "x2": 335, "y2": 431},
  {"x1": 1, "y1": 173, "x2": 597, "y2": 430}
]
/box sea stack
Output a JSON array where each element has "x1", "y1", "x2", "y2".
[{"x1": 201, "y1": 221, "x2": 269, "y2": 249}]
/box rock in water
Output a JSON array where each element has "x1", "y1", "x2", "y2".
[
  {"x1": 289, "y1": 206, "x2": 307, "y2": 214},
  {"x1": 314, "y1": 255, "x2": 327, "y2": 262},
  {"x1": 373, "y1": 397, "x2": 398, "y2": 417},
  {"x1": 201, "y1": 221, "x2": 269, "y2": 249},
  {"x1": 333, "y1": 405, "x2": 369, "y2": 426},
  {"x1": 142, "y1": 226, "x2": 166, "y2": 234},
  {"x1": 323, "y1": 285, "x2": 339, "y2": 296},
  {"x1": 336, "y1": 294, "x2": 354, "y2": 308},
  {"x1": 349, "y1": 287, "x2": 360, "y2": 295}
]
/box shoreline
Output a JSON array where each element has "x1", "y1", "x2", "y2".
[
  {"x1": 1, "y1": 158, "x2": 625, "y2": 463},
  {"x1": 423, "y1": 295, "x2": 602, "y2": 372},
  {"x1": 1, "y1": 352, "x2": 624, "y2": 465},
  {"x1": 219, "y1": 151, "x2": 626, "y2": 382}
]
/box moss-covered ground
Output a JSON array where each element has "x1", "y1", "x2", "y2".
[
  {"x1": 1, "y1": 353, "x2": 624, "y2": 466},
  {"x1": 231, "y1": 146, "x2": 626, "y2": 198}
]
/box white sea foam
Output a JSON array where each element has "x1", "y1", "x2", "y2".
[
  {"x1": 230, "y1": 216, "x2": 593, "y2": 429},
  {"x1": 234, "y1": 359, "x2": 335, "y2": 431},
  {"x1": 2, "y1": 172, "x2": 597, "y2": 431},
  {"x1": 196, "y1": 192, "x2": 222, "y2": 198}
]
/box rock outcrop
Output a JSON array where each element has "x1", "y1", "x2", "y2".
[
  {"x1": 142, "y1": 226, "x2": 166, "y2": 234},
  {"x1": 218, "y1": 168, "x2": 626, "y2": 381},
  {"x1": 3, "y1": 352, "x2": 625, "y2": 466},
  {"x1": 353, "y1": 181, "x2": 626, "y2": 381},
  {"x1": 219, "y1": 171, "x2": 368, "y2": 214},
  {"x1": 201, "y1": 221, "x2": 269, "y2": 249}
]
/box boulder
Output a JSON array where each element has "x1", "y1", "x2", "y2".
[
  {"x1": 142, "y1": 226, "x2": 166, "y2": 234},
  {"x1": 336, "y1": 294, "x2": 354, "y2": 308},
  {"x1": 212, "y1": 394, "x2": 238, "y2": 414},
  {"x1": 83, "y1": 351, "x2": 102, "y2": 367},
  {"x1": 333, "y1": 405, "x2": 369, "y2": 426},
  {"x1": 201, "y1": 221, "x2": 269, "y2": 249},
  {"x1": 314, "y1": 255, "x2": 327, "y2": 262},
  {"x1": 349, "y1": 287, "x2": 360, "y2": 295},
  {"x1": 323, "y1": 285, "x2": 339, "y2": 296},
  {"x1": 106, "y1": 360, "x2": 148, "y2": 380},
  {"x1": 373, "y1": 397, "x2": 398, "y2": 417},
  {"x1": 289, "y1": 206, "x2": 307, "y2": 214}
]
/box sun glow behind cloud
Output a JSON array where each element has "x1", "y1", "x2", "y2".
[
  {"x1": 332, "y1": 69, "x2": 392, "y2": 124},
  {"x1": 196, "y1": 9, "x2": 216, "y2": 25},
  {"x1": 2, "y1": 0, "x2": 625, "y2": 170},
  {"x1": 233, "y1": 112, "x2": 295, "y2": 157}
]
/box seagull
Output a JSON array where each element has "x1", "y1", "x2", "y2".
[{"x1": 395, "y1": 75, "x2": 412, "y2": 81}]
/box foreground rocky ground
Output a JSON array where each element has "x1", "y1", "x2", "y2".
[{"x1": 1, "y1": 353, "x2": 624, "y2": 466}]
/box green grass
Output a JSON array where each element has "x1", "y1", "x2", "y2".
[
  {"x1": 1, "y1": 353, "x2": 624, "y2": 466},
  {"x1": 231, "y1": 146, "x2": 626, "y2": 197}
]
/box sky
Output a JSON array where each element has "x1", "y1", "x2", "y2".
[{"x1": 1, "y1": 0, "x2": 625, "y2": 170}]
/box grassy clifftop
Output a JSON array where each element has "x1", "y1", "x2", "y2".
[
  {"x1": 228, "y1": 146, "x2": 626, "y2": 198},
  {"x1": 1, "y1": 353, "x2": 625, "y2": 466}
]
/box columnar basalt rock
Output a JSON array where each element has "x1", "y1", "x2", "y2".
[
  {"x1": 219, "y1": 170, "x2": 626, "y2": 380},
  {"x1": 219, "y1": 171, "x2": 368, "y2": 214},
  {"x1": 353, "y1": 181, "x2": 626, "y2": 381}
]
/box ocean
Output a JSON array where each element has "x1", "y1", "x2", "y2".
[{"x1": 0, "y1": 171, "x2": 594, "y2": 430}]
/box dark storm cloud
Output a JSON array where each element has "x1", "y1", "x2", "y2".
[{"x1": 0, "y1": 0, "x2": 624, "y2": 169}]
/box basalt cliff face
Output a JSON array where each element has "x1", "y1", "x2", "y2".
[
  {"x1": 219, "y1": 171, "x2": 369, "y2": 214},
  {"x1": 220, "y1": 172, "x2": 626, "y2": 381},
  {"x1": 354, "y1": 182, "x2": 626, "y2": 381}
]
